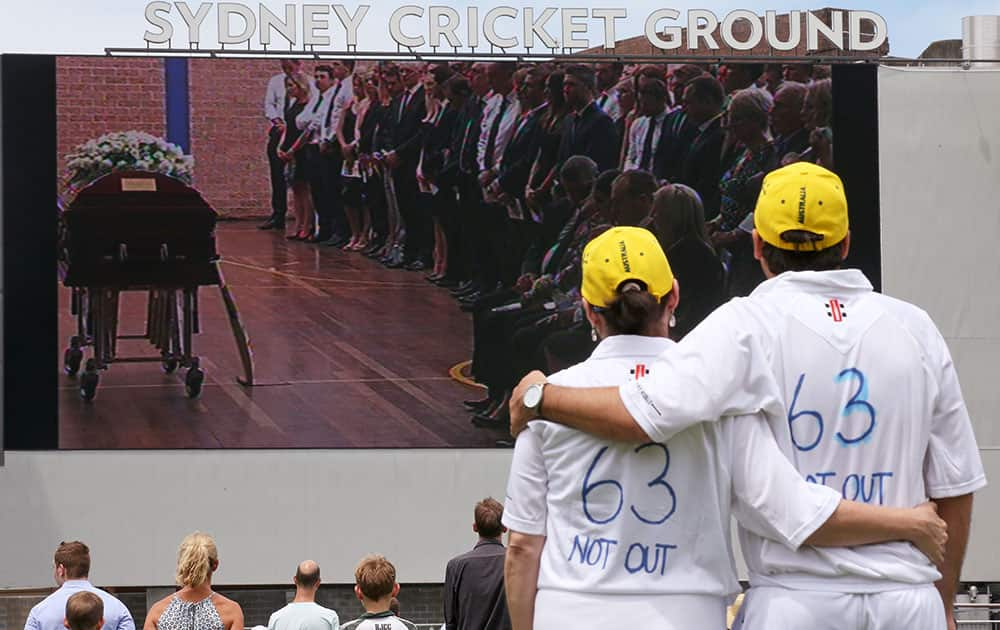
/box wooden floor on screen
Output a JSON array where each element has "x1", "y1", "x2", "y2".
[{"x1": 57, "y1": 221, "x2": 498, "y2": 449}]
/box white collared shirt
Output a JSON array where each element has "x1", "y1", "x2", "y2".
[
  {"x1": 25, "y1": 580, "x2": 134, "y2": 630},
  {"x1": 295, "y1": 84, "x2": 325, "y2": 138},
  {"x1": 476, "y1": 90, "x2": 521, "y2": 171},
  {"x1": 618, "y1": 269, "x2": 987, "y2": 592},
  {"x1": 504, "y1": 334, "x2": 840, "y2": 625},
  {"x1": 623, "y1": 109, "x2": 668, "y2": 172},
  {"x1": 264, "y1": 73, "x2": 287, "y2": 121},
  {"x1": 596, "y1": 87, "x2": 621, "y2": 122},
  {"x1": 320, "y1": 75, "x2": 355, "y2": 143}
]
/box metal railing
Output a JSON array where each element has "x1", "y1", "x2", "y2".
[{"x1": 955, "y1": 601, "x2": 998, "y2": 628}]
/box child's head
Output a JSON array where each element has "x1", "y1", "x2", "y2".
[
  {"x1": 64, "y1": 592, "x2": 103, "y2": 630},
  {"x1": 354, "y1": 554, "x2": 399, "y2": 604}
]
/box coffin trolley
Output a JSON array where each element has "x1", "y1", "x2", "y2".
[{"x1": 58, "y1": 172, "x2": 254, "y2": 401}]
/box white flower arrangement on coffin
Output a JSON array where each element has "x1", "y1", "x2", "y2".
[{"x1": 62, "y1": 130, "x2": 194, "y2": 193}]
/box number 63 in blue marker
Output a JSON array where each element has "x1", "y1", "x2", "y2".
[
  {"x1": 582, "y1": 443, "x2": 677, "y2": 526},
  {"x1": 788, "y1": 367, "x2": 877, "y2": 451}
]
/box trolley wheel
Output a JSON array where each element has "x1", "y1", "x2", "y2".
[
  {"x1": 185, "y1": 367, "x2": 205, "y2": 399},
  {"x1": 80, "y1": 360, "x2": 100, "y2": 402},
  {"x1": 64, "y1": 347, "x2": 84, "y2": 377},
  {"x1": 162, "y1": 358, "x2": 178, "y2": 374}
]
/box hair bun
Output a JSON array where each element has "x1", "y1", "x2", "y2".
[{"x1": 619, "y1": 281, "x2": 644, "y2": 294}]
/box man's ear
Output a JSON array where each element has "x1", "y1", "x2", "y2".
[
  {"x1": 751, "y1": 229, "x2": 765, "y2": 261},
  {"x1": 840, "y1": 231, "x2": 851, "y2": 261},
  {"x1": 354, "y1": 585, "x2": 364, "y2": 602},
  {"x1": 472, "y1": 523, "x2": 479, "y2": 534},
  {"x1": 392, "y1": 583, "x2": 400, "y2": 598},
  {"x1": 63, "y1": 618, "x2": 70, "y2": 630}
]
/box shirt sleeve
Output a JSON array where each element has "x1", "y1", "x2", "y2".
[
  {"x1": 117, "y1": 603, "x2": 136, "y2": 630},
  {"x1": 618, "y1": 302, "x2": 784, "y2": 443},
  {"x1": 623, "y1": 118, "x2": 642, "y2": 170},
  {"x1": 727, "y1": 414, "x2": 841, "y2": 550},
  {"x1": 24, "y1": 608, "x2": 41, "y2": 630},
  {"x1": 476, "y1": 96, "x2": 497, "y2": 171},
  {"x1": 502, "y1": 425, "x2": 549, "y2": 536},
  {"x1": 924, "y1": 325, "x2": 987, "y2": 498},
  {"x1": 264, "y1": 76, "x2": 283, "y2": 121},
  {"x1": 442, "y1": 560, "x2": 458, "y2": 630}
]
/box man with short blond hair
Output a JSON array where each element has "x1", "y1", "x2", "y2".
[
  {"x1": 25, "y1": 542, "x2": 133, "y2": 630},
  {"x1": 342, "y1": 556, "x2": 416, "y2": 630},
  {"x1": 268, "y1": 561, "x2": 339, "y2": 630},
  {"x1": 444, "y1": 499, "x2": 511, "y2": 630}
]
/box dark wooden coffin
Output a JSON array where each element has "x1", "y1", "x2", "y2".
[{"x1": 58, "y1": 172, "x2": 221, "y2": 288}]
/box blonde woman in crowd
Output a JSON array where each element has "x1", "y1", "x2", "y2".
[{"x1": 144, "y1": 533, "x2": 244, "y2": 630}]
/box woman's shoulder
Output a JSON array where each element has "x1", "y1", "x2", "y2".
[
  {"x1": 145, "y1": 594, "x2": 175, "y2": 624},
  {"x1": 211, "y1": 593, "x2": 243, "y2": 613}
]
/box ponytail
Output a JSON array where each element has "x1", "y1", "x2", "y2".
[
  {"x1": 600, "y1": 281, "x2": 666, "y2": 335},
  {"x1": 175, "y1": 532, "x2": 218, "y2": 588}
]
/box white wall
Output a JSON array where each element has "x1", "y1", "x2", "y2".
[
  {"x1": 0, "y1": 450, "x2": 511, "y2": 588},
  {"x1": 878, "y1": 65, "x2": 1000, "y2": 580},
  {"x1": 2, "y1": 64, "x2": 1000, "y2": 590}
]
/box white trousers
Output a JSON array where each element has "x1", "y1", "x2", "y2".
[
  {"x1": 734, "y1": 584, "x2": 946, "y2": 630},
  {"x1": 534, "y1": 590, "x2": 726, "y2": 629}
]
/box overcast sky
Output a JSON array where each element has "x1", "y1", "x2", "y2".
[{"x1": 1, "y1": 0, "x2": 997, "y2": 58}]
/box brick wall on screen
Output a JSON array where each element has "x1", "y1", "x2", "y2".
[
  {"x1": 188, "y1": 59, "x2": 281, "y2": 218},
  {"x1": 55, "y1": 57, "x2": 301, "y2": 218},
  {"x1": 56, "y1": 57, "x2": 166, "y2": 187}
]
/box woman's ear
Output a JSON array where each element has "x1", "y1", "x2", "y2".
[
  {"x1": 582, "y1": 301, "x2": 600, "y2": 329},
  {"x1": 666, "y1": 279, "x2": 680, "y2": 313}
]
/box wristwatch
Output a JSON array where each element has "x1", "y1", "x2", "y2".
[{"x1": 523, "y1": 382, "x2": 547, "y2": 416}]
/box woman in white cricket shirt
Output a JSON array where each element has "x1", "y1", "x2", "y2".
[{"x1": 502, "y1": 226, "x2": 948, "y2": 630}]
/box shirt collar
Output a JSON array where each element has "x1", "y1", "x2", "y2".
[
  {"x1": 359, "y1": 610, "x2": 395, "y2": 619},
  {"x1": 407, "y1": 83, "x2": 421, "y2": 97},
  {"x1": 648, "y1": 109, "x2": 668, "y2": 124},
  {"x1": 589, "y1": 335, "x2": 674, "y2": 360},
  {"x1": 523, "y1": 102, "x2": 547, "y2": 118},
  {"x1": 474, "y1": 538, "x2": 505, "y2": 549},
  {"x1": 750, "y1": 269, "x2": 874, "y2": 298},
  {"x1": 61, "y1": 580, "x2": 93, "y2": 590},
  {"x1": 698, "y1": 111, "x2": 723, "y2": 133},
  {"x1": 574, "y1": 101, "x2": 597, "y2": 118}
]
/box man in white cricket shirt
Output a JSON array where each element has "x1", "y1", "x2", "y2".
[
  {"x1": 510, "y1": 163, "x2": 985, "y2": 630},
  {"x1": 504, "y1": 227, "x2": 949, "y2": 630}
]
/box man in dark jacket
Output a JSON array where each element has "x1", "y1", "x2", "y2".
[
  {"x1": 679, "y1": 75, "x2": 725, "y2": 220},
  {"x1": 384, "y1": 62, "x2": 428, "y2": 269},
  {"x1": 443, "y1": 498, "x2": 511, "y2": 630},
  {"x1": 556, "y1": 64, "x2": 619, "y2": 173}
]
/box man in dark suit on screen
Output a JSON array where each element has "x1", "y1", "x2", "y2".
[{"x1": 556, "y1": 64, "x2": 619, "y2": 174}]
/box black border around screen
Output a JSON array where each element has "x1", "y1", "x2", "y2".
[
  {"x1": 2, "y1": 54, "x2": 59, "y2": 449},
  {"x1": 0, "y1": 56, "x2": 881, "y2": 451}
]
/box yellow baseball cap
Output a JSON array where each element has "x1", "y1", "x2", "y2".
[
  {"x1": 754, "y1": 162, "x2": 848, "y2": 251},
  {"x1": 581, "y1": 227, "x2": 674, "y2": 308}
]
